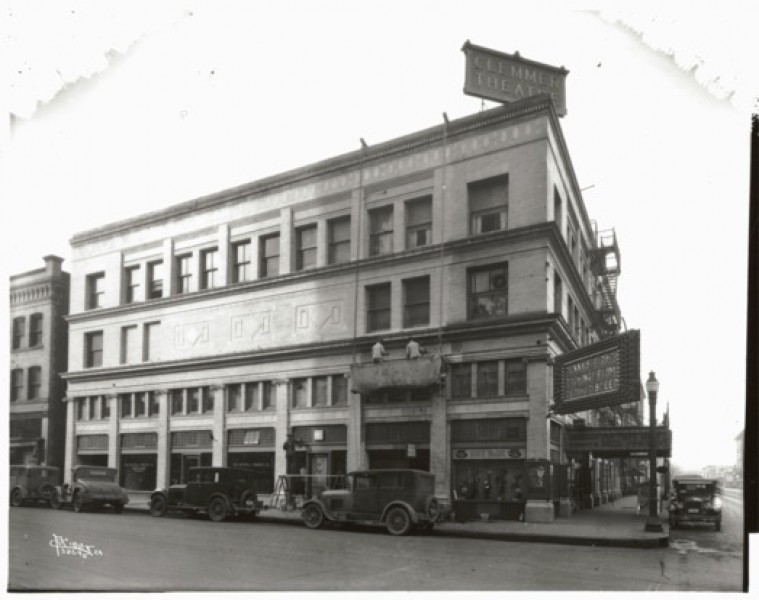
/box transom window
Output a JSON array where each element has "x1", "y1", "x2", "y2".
[
  {"x1": 405, "y1": 197, "x2": 432, "y2": 249},
  {"x1": 469, "y1": 175, "x2": 508, "y2": 234},
  {"x1": 328, "y1": 216, "x2": 351, "y2": 264},
  {"x1": 369, "y1": 205, "x2": 393, "y2": 256},
  {"x1": 469, "y1": 264, "x2": 508, "y2": 319},
  {"x1": 296, "y1": 225, "x2": 317, "y2": 271}
]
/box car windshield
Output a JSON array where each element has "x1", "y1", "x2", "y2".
[
  {"x1": 677, "y1": 483, "x2": 714, "y2": 497},
  {"x1": 76, "y1": 468, "x2": 116, "y2": 482}
]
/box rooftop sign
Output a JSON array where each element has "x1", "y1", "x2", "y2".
[
  {"x1": 462, "y1": 41, "x2": 568, "y2": 116},
  {"x1": 552, "y1": 330, "x2": 640, "y2": 414}
]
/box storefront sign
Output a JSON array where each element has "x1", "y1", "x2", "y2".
[
  {"x1": 462, "y1": 41, "x2": 568, "y2": 116},
  {"x1": 454, "y1": 448, "x2": 525, "y2": 460},
  {"x1": 566, "y1": 426, "x2": 672, "y2": 458},
  {"x1": 552, "y1": 330, "x2": 640, "y2": 414}
]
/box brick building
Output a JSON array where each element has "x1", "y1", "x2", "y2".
[
  {"x1": 10, "y1": 255, "x2": 69, "y2": 468},
  {"x1": 62, "y1": 95, "x2": 628, "y2": 520}
]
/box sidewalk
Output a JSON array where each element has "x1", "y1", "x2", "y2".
[{"x1": 125, "y1": 492, "x2": 669, "y2": 549}]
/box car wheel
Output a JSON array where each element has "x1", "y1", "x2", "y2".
[
  {"x1": 208, "y1": 497, "x2": 229, "y2": 522},
  {"x1": 385, "y1": 506, "x2": 412, "y2": 536},
  {"x1": 302, "y1": 504, "x2": 325, "y2": 529},
  {"x1": 112, "y1": 502, "x2": 124, "y2": 514},
  {"x1": 150, "y1": 495, "x2": 168, "y2": 517},
  {"x1": 49, "y1": 489, "x2": 63, "y2": 509},
  {"x1": 72, "y1": 492, "x2": 85, "y2": 513},
  {"x1": 10, "y1": 488, "x2": 23, "y2": 508}
]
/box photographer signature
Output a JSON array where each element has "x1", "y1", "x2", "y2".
[{"x1": 49, "y1": 533, "x2": 103, "y2": 559}]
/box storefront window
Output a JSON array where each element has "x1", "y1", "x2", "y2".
[
  {"x1": 452, "y1": 460, "x2": 524, "y2": 502},
  {"x1": 120, "y1": 454, "x2": 157, "y2": 491}
]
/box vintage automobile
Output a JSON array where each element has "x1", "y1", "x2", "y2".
[
  {"x1": 9, "y1": 465, "x2": 61, "y2": 508},
  {"x1": 301, "y1": 469, "x2": 440, "y2": 536},
  {"x1": 668, "y1": 476, "x2": 722, "y2": 531},
  {"x1": 149, "y1": 466, "x2": 263, "y2": 522},
  {"x1": 51, "y1": 466, "x2": 130, "y2": 513}
]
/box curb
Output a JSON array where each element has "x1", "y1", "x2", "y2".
[{"x1": 126, "y1": 506, "x2": 669, "y2": 549}]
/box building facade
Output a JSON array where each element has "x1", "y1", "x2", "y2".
[
  {"x1": 10, "y1": 255, "x2": 70, "y2": 468},
  {"x1": 63, "y1": 95, "x2": 628, "y2": 518}
]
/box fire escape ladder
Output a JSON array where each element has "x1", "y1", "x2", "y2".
[{"x1": 590, "y1": 227, "x2": 622, "y2": 337}]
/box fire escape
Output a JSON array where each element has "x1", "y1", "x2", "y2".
[{"x1": 590, "y1": 226, "x2": 622, "y2": 339}]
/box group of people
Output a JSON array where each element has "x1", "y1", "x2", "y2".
[
  {"x1": 372, "y1": 337, "x2": 427, "y2": 363},
  {"x1": 457, "y1": 471, "x2": 524, "y2": 502}
]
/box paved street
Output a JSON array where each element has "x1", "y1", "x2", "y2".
[{"x1": 8, "y1": 502, "x2": 743, "y2": 592}]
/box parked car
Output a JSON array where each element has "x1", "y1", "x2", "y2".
[
  {"x1": 149, "y1": 467, "x2": 263, "y2": 522},
  {"x1": 9, "y1": 465, "x2": 61, "y2": 508},
  {"x1": 51, "y1": 466, "x2": 130, "y2": 513},
  {"x1": 301, "y1": 469, "x2": 440, "y2": 536},
  {"x1": 668, "y1": 476, "x2": 722, "y2": 531}
]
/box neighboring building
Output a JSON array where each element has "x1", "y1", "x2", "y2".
[
  {"x1": 62, "y1": 95, "x2": 630, "y2": 518},
  {"x1": 10, "y1": 256, "x2": 70, "y2": 469}
]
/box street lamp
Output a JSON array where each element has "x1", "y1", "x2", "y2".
[{"x1": 644, "y1": 371, "x2": 663, "y2": 532}]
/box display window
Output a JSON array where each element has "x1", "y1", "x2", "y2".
[{"x1": 452, "y1": 459, "x2": 525, "y2": 502}]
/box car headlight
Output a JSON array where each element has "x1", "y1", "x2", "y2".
[{"x1": 713, "y1": 497, "x2": 722, "y2": 510}]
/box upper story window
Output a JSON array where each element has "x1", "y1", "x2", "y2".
[
  {"x1": 406, "y1": 197, "x2": 432, "y2": 249},
  {"x1": 477, "y1": 361, "x2": 499, "y2": 397},
  {"x1": 120, "y1": 325, "x2": 137, "y2": 365},
  {"x1": 124, "y1": 265, "x2": 140, "y2": 304},
  {"x1": 176, "y1": 254, "x2": 192, "y2": 294},
  {"x1": 469, "y1": 263, "x2": 508, "y2": 319},
  {"x1": 226, "y1": 381, "x2": 269, "y2": 413},
  {"x1": 469, "y1": 175, "x2": 508, "y2": 234},
  {"x1": 260, "y1": 233, "x2": 280, "y2": 278},
  {"x1": 292, "y1": 377, "x2": 308, "y2": 408},
  {"x1": 10, "y1": 368, "x2": 23, "y2": 402},
  {"x1": 85, "y1": 331, "x2": 103, "y2": 368},
  {"x1": 200, "y1": 248, "x2": 218, "y2": 290},
  {"x1": 262, "y1": 381, "x2": 276, "y2": 410},
  {"x1": 12, "y1": 316, "x2": 26, "y2": 349},
  {"x1": 328, "y1": 216, "x2": 351, "y2": 264},
  {"x1": 120, "y1": 392, "x2": 158, "y2": 419},
  {"x1": 366, "y1": 282, "x2": 391, "y2": 332},
  {"x1": 147, "y1": 261, "x2": 163, "y2": 300},
  {"x1": 101, "y1": 396, "x2": 111, "y2": 419},
  {"x1": 332, "y1": 375, "x2": 348, "y2": 406},
  {"x1": 369, "y1": 205, "x2": 393, "y2": 256},
  {"x1": 232, "y1": 240, "x2": 252, "y2": 283},
  {"x1": 505, "y1": 359, "x2": 527, "y2": 394},
  {"x1": 403, "y1": 276, "x2": 430, "y2": 327},
  {"x1": 143, "y1": 322, "x2": 160, "y2": 362},
  {"x1": 27, "y1": 366, "x2": 41, "y2": 400},
  {"x1": 86, "y1": 273, "x2": 105, "y2": 309},
  {"x1": 554, "y1": 273, "x2": 563, "y2": 315},
  {"x1": 450, "y1": 364, "x2": 472, "y2": 398},
  {"x1": 29, "y1": 313, "x2": 43, "y2": 347},
  {"x1": 171, "y1": 386, "x2": 213, "y2": 416},
  {"x1": 296, "y1": 225, "x2": 317, "y2": 271}
]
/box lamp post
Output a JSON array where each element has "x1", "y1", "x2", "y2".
[{"x1": 644, "y1": 371, "x2": 663, "y2": 532}]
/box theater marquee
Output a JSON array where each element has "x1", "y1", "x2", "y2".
[
  {"x1": 552, "y1": 330, "x2": 640, "y2": 414},
  {"x1": 462, "y1": 41, "x2": 568, "y2": 116}
]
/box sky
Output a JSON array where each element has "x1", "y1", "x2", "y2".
[{"x1": 2, "y1": 0, "x2": 757, "y2": 475}]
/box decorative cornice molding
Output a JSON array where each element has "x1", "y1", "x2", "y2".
[{"x1": 70, "y1": 96, "x2": 555, "y2": 246}]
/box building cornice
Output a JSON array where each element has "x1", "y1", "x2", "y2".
[{"x1": 69, "y1": 95, "x2": 558, "y2": 246}]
